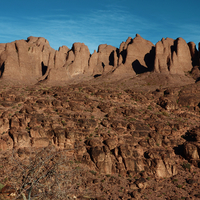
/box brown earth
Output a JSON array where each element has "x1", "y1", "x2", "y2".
[{"x1": 0, "y1": 72, "x2": 200, "y2": 199}]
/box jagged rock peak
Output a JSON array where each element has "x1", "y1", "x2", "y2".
[
  {"x1": 154, "y1": 37, "x2": 193, "y2": 74},
  {"x1": 58, "y1": 45, "x2": 70, "y2": 53},
  {"x1": 133, "y1": 34, "x2": 154, "y2": 46},
  {"x1": 113, "y1": 34, "x2": 155, "y2": 76},
  {"x1": 26, "y1": 36, "x2": 49, "y2": 45},
  {"x1": 0, "y1": 35, "x2": 199, "y2": 84}
]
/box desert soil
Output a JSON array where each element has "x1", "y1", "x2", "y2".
[{"x1": 0, "y1": 72, "x2": 200, "y2": 200}]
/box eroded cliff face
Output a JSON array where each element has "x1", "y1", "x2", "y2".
[
  {"x1": 0, "y1": 37, "x2": 56, "y2": 83},
  {"x1": 154, "y1": 37, "x2": 195, "y2": 74},
  {"x1": 0, "y1": 34, "x2": 199, "y2": 84},
  {"x1": 113, "y1": 34, "x2": 155, "y2": 76}
]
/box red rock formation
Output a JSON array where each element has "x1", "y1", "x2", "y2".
[
  {"x1": 118, "y1": 37, "x2": 132, "y2": 66},
  {"x1": 66, "y1": 42, "x2": 90, "y2": 76},
  {"x1": 88, "y1": 44, "x2": 117, "y2": 77},
  {"x1": 54, "y1": 46, "x2": 69, "y2": 69},
  {"x1": 0, "y1": 37, "x2": 55, "y2": 83},
  {"x1": 113, "y1": 34, "x2": 154, "y2": 76},
  {"x1": 188, "y1": 42, "x2": 199, "y2": 66},
  {"x1": 154, "y1": 37, "x2": 193, "y2": 74},
  {"x1": 88, "y1": 50, "x2": 100, "y2": 75},
  {"x1": 0, "y1": 35, "x2": 199, "y2": 83},
  {"x1": 48, "y1": 42, "x2": 92, "y2": 82}
]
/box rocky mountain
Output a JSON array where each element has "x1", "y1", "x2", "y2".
[
  {"x1": 0, "y1": 35, "x2": 200, "y2": 199},
  {"x1": 0, "y1": 34, "x2": 199, "y2": 84}
]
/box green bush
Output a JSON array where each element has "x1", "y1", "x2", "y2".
[
  {"x1": 0, "y1": 183, "x2": 4, "y2": 190},
  {"x1": 182, "y1": 162, "x2": 191, "y2": 170}
]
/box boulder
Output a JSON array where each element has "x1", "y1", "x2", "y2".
[
  {"x1": 118, "y1": 37, "x2": 132, "y2": 66},
  {"x1": 98, "y1": 44, "x2": 117, "y2": 66},
  {"x1": 31, "y1": 137, "x2": 50, "y2": 148},
  {"x1": 190, "y1": 66, "x2": 200, "y2": 80},
  {"x1": 90, "y1": 146, "x2": 113, "y2": 174},
  {"x1": 184, "y1": 142, "x2": 200, "y2": 160},
  {"x1": 183, "y1": 127, "x2": 200, "y2": 167},
  {"x1": 0, "y1": 134, "x2": 13, "y2": 151},
  {"x1": 154, "y1": 38, "x2": 175, "y2": 73},
  {"x1": 157, "y1": 96, "x2": 178, "y2": 110},
  {"x1": 0, "y1": 118, "x2": 9, "y2": 133},
  {"x1": 125, "y1": 34, "x2": 154, "y2": 73},
  {"x1": 0, "y1": 184, "x2": 15, "y2": 195},
  {"x1": 9, "y1": 128, "x2": 30, "y2": 148},
  {"x1": 104, "y1": 138, "x2": 118, "y2": 150},
  {"x1": 146, "y1": 149, "x2": 177, "y2": 177},
  {"x1": 0, "y1": 41, "x2": 21, "y2": 81}
]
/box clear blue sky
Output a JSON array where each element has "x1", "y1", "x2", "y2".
[{"x1": 0, "y1": 0, "x2": 200, "y2": 53}]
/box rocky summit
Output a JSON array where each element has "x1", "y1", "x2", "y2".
[
  {"x1": 0, "y1": 35, "x2": 200, "y2": 199},
  {"x1": 0, "y1": 34, "x2": 199, "y2": 84}
]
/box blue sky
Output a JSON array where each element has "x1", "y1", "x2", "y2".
[{"x1": 0, "y1": 0, "x2": 200, "y2": 53}]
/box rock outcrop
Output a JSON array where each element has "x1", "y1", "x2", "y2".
[
  {"x1": 188, "y1": 41, "x2": 199, "y2": 67},
  {"x1": 113, "y1": 34, "x2": 155, "y2": 76},
  {"x1": 184, "y1": 127, "x2": 200, "y2": 167},
  {"x1": 154, "y1": 37, "x2": 194, "y2": 74},
  {"x1": 0, "y1": 83, "x2": 195, "y2": 178},
  {"x1": 0, "y1": 37, "x2": 56, "y2": 83},
  {"x1": 87, "y1": 44, "x2": 118, "y2": 77},
  {"x1": 0, "y1": 35, "x2": 199, "y2": 83},
  {"x1": 1, "y1": 79, "x2": 200, "y2": 199},
  {"x1": 49, "y1": 42, "x2": 91, "y2": 82}
]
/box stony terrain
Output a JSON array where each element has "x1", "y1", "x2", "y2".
[
  {"x1": 0, "y1": 74, "x2": 199, "y2": 199},
  {"x1": 0, "y1": 35, "x2": 200, "y2": 199}
]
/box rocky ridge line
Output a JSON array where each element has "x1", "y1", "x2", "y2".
[{"x1": 0, "y1": 34, "x2": 199, "y2": 84}]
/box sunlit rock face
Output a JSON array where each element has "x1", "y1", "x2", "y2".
[
  {"x1": 154, "y1": 37, "x2": 193, "y2": 74},
  {"x1": 0, "y1": 34, "x2": 199, "y2": 83}
]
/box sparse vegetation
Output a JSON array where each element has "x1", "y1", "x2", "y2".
[
  {"x1": 0, "y1": 77, "x2": 200, "y2": 199},
  {"x1": 182, "y1": 162, "x2": 191, "y2": 170}
]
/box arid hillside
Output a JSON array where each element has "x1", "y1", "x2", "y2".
[{"x1": 0, "y1": 35, "x2": 200, "y2": 199}]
